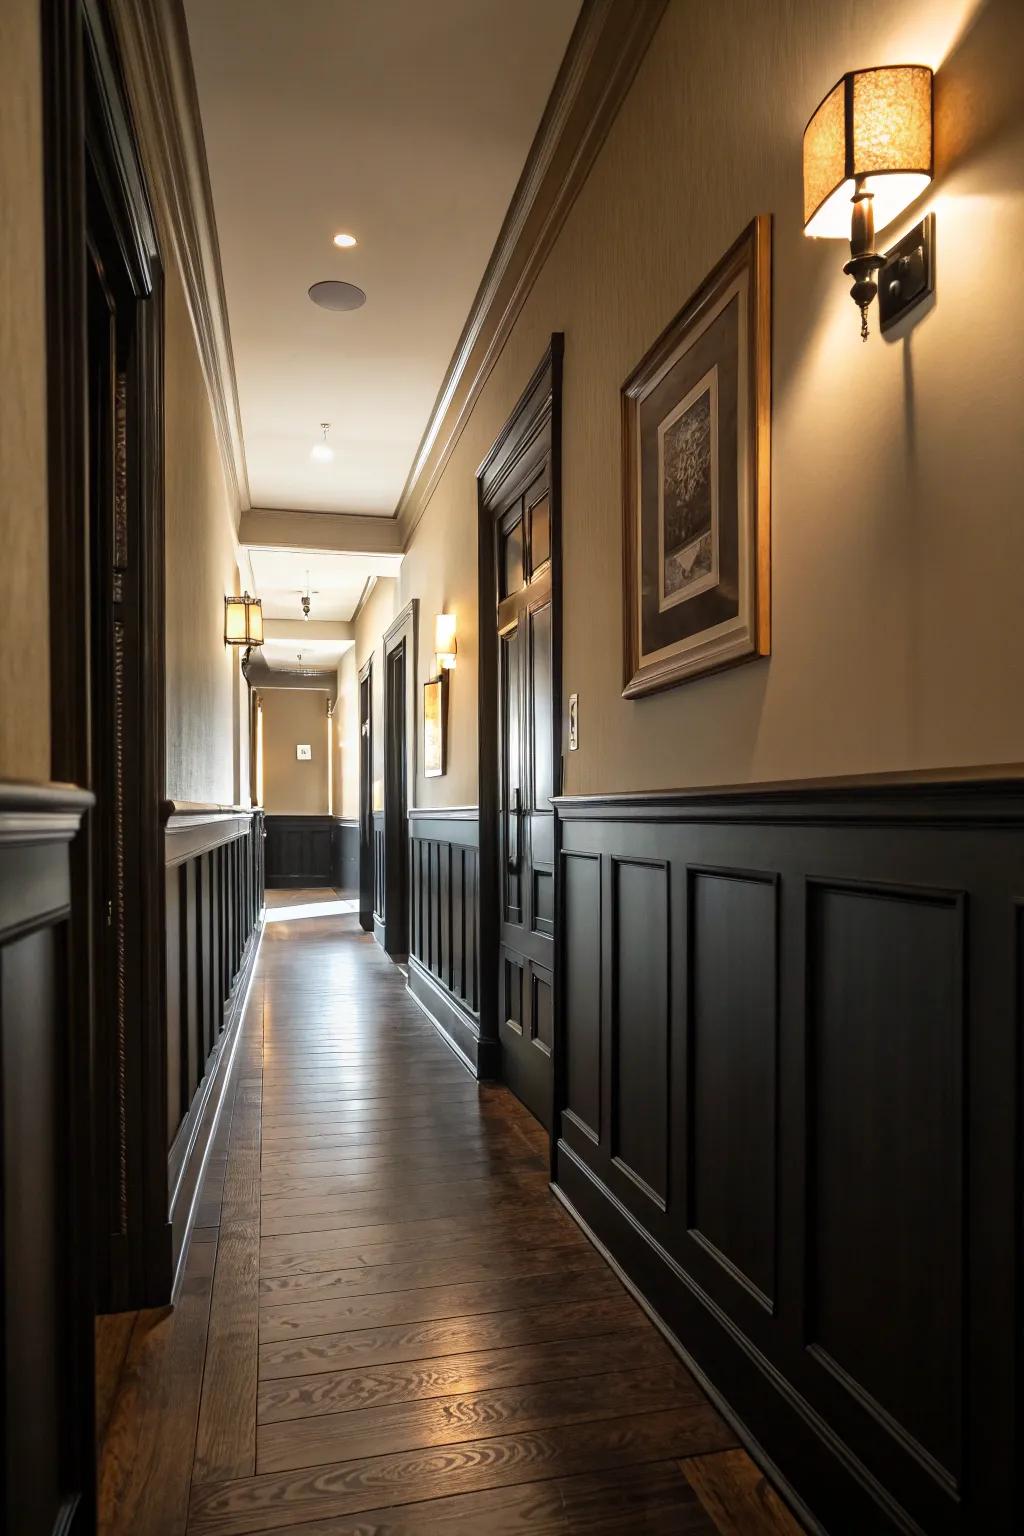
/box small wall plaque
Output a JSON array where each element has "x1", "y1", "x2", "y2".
[{"x1": 296, "y1": 744, "x2": 311, "y2": 760}]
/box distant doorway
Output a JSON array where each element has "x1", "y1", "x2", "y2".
[
  {"x1": 478, "y1": 338, "x2": 563, "y2": 1129},
  {"x1": 381, "y1": 600, "x2": 418, "y2": 959}
]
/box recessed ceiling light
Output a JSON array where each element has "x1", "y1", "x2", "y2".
[
  {"x1": 332, "y1": 232, "x2": 357, "y2": 248},
  {"x1": 308, "y1": 280, "x2": 366, "y2": 312},
  {"x1": 311, "y1": 423, "x2": 334, "y2": 462}
]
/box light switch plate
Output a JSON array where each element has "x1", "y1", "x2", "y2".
[
  {"x1": 296, "y1": 743, "x2": 311, "y2": 760},
  {"x1": 568, "y1": 693, "x2": 579, "y2": 751}
]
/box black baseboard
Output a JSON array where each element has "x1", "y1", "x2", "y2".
[
  {"x1": 555, "y1": 1141, "x2": 885, "y2": 1535},
  {"x1": 167, "y1": 910, "x2": 264, "y2": 1295},
  {"x1": 407, "y1": 954, "x2": 499, "y2": 1078}
]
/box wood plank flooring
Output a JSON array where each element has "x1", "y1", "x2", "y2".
[{"x1": 99, "y1": 892, "x2": 805, "y2": 1535}]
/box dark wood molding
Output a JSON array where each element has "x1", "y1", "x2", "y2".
[
  {"x1": 357, "y1": 655, "x2": 374, "y2": 932},
  {"x1": 554, "y1": 779, "x2": 1024, "y2": 1533},
  {"x1": 381, "y1": 601, "x2": 418, "y2": 958},
  {"x1": 396, "y1": 0, "x2": 667, "y2": 543},
  {"x1": 0, "y1": 782, "x2": 95, "y2": 1535}
]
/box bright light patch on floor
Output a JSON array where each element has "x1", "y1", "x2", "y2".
[{"x1": 265, "y1": 897, "x2": 359, "y2": 924}]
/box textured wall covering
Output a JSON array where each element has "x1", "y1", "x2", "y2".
[
  {"x1": 261, "y1": 687, "x2": 330, "y2": 814},
  {"x1": 164, "y1": 263, "x2": 244, "y2": 804},
  {"x1": 377, "y1": 0, "x2": 1024, "y2": 804},
  {"x1": 0, "y1": 0, "x2": 50, "y2": 780}
]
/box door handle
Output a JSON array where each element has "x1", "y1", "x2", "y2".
[{"x1": 507, "y1": 785, "x2": 520, "y2": 873}]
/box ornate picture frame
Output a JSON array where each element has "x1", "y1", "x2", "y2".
[{"x1": 622, "y1": 216, "x2": 772, "y2": 697}]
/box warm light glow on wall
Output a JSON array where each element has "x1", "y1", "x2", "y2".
[
  {"x1": 255, "y1": 698, "x2": 265, "y2": 807},
  {"x1": 434, "y1": 612, "x2": 457, "y2": 670},
  {"x1": 803, "y1": 65, "x2": 933, "y2": 238},
  {"x1": 326, "y1": 703, "x2": 334, "y2": 817}
]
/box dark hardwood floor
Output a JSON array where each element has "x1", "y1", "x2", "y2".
[{"x1": 98, "y1": 892, "x2": 804, "y2": 1535}]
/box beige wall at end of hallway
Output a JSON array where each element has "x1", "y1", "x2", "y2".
[
  {"x1": 261, "y1": 687, "x2": 330, "y2": 815},
  {"x1": 0, "y1": 0, "x2": 50, "y2": 781}
]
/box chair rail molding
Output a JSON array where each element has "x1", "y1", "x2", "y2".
[
  {"x1": 107, "y1": 0, "x2": 251, "y2": 516},
  {"x1": 552, "y1": 771, "x2": 1024, "y2": 1535}
]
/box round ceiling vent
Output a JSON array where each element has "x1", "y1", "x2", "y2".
[{"x1": 308, "y1": 280, "x2": 366, "y2": 312}]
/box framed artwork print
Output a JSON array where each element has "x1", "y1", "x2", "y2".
[
  {"x1": 423, "y1": 674, "x2": 447, "y2": 778},
  {"x1": 622, "y1": 215, "x2": 771, "y2": 697}
]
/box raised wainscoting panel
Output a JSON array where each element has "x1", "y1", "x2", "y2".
[
  {"x1": 332, "y1": 817, "x2": 358, "y2": 892},
  {"x1": 407, "y1": 810, "x2": 493, "y2": 1075},
  {"x1": 265, "y1": 813, "x2": 332, "y2": 887},
  {"x1": 0, "y1": 784, "x2": 94, "y2": 1536},
  {"x1": 554, "y1": 779, "x2": 1024, "y2": 1536},
  {"x1": 687, "y1": 869, "x2": 777, "y2": 1311},
  {"x1": 164, "y1": 806, "x2": 265, "y2": 1288},
  {"x1": 807, "y1": 879, "x2": 964, "y2": 1491},
  {"x1": 611, "y1": 856, "x2": 669, "y2": 1209}
]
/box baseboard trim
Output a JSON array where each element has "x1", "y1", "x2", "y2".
[
  {"x1": 167, "y1": 908, "x2": 265, "y2": 1300},
  {"x1": 554, "y1": 1139, "x2": 916, "y2": 1536},
  {"x1": 407, "y1": 954, "x2": 499, "y2": 1078}
]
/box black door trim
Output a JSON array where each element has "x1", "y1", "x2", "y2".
[
  {"x1": 476, "y1": 335, "x2": 564, "y2": 1138},
  {"x1": 357, "y1": 654, "x2": 374, "y2": 932},
  {"x1": 382, "y1": 599, "x2": 418, "y2": 959}
]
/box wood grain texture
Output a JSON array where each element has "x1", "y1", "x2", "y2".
[
  {"x1": 681, "y1": 1449, "x2": 806, "y2": 1534},
  {"x1": 98, "y1": 893, "x2": 796, "y2": 1534}
]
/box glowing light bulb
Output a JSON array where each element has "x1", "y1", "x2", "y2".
[
  {"x1": 311, "y1": 423, "x2": 334, "y2": 462},
  {"x1": 332, "y1": 232, "x2": 357, "y2": 248}
]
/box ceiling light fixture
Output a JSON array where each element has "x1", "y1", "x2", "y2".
[
  {"x1": 332, "y1": 232, "x2": 357, "y2": 248},
  {"x1": 311, "y1": 423, "x2": 334, "y2": 463},
  {"x1": 308, "y1": 280, "x2": 366, "y2": 312}
]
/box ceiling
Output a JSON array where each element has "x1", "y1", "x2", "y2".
[
  {"x1": 246, "y1": 547, "x2": 403, "y2": 623},
  {"x1": 259, "y1": 636, "x2": 353, "y2": 674},
  {"x1": 185, "y1": 0, "x2": 581, "y2": 519}
]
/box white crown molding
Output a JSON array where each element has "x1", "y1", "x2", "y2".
[
  {"x1": 108, "y1": 0, "x2": 251, "y2": 515},
  {"x1": 394, "y1": 0, "x2": 668, "y2": 547}
]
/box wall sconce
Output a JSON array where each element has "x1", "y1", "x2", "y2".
[
  {"x1": 224, "y1": 592, "x2": 264, "y2": 665},
  {"x1": 803, "y1": 65, "x2": 933, "y2": 339},
  {"x1": 434, "y1": 612, "x2": 457, "y2": 672}
]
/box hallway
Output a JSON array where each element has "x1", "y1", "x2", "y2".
[{"x1": 98, "y1": 895, "x2": 802, "y2": 1535}]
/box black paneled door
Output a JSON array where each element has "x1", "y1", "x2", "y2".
[{"x1": 494, "y1": 460, "x2": 556, "y2": 1126}]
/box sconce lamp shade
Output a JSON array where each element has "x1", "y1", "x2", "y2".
[
  {"x1": 434, "y1": 612, "x2": 457, "y2": 669},
  {"x1": 224, "y1": 593, "x2": 264, "y2": 647},
  {"x1": 803, "y1": 65, "x2": 932, "y2": 238}
]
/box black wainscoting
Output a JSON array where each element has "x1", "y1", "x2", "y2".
[
  {"x1": 407, "y1": 809, "x2": 495, "y2": 1076},
  {"x1": 554, "y1": 778, "x2": 1024, "y2": 1536},
  {"x1": 332, "y1": 817, "x2": 358, "y2": 893},
  {"x1": 0, "y1": 782, "x2": 94, "y2": 1535},
  {"x1": 164, "y1": 804, "x2": 264, "y2": 1287},
  {"x1": 372, "y1": 810, "x2": 385, "y2": 949},
  {"x1": 265, "y1": 813, "x2": 332, "y2": 887}
]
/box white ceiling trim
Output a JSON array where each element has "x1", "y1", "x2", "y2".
[{"x1": 109, "y1": 0, "x2": 252, "y2": 515}]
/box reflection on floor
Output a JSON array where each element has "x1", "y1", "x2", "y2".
[
  {"x1": 98, "y1": 891, "x2": 804, "y2": 1534},
  {"x1": 265, "y1": 889, "x2": 360, "y2": 924}
]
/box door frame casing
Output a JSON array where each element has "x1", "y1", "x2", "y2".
[
  {"x1": 357, "y1": 654, "x2": 374, "y2": 932},
  {"x1": 381, "y1": 599, "x2": 418, "y2": 958},
  {"x1": 477, "y1": 335, "x2": 564, "y2": 1130},
  {"x1": 44, "y1": 0, "x2": 169, "y2": 1309}
]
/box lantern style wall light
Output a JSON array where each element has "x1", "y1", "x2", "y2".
[
  {"x1": 803, "y1": 65, "x2": 933, "y2": 339},
  {"x1": 224, "y1": 592, "x2": 264, "y2": 666},
  {"x1": 434, "y1": 612, "x2": 457, "y2": 672}
]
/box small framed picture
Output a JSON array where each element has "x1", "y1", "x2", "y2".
[
  {"x1": 423, "y1": 675, "x2": 447, "y2": 778},
  {"x1": 622, "y1": 216, "x2": 772, "y2": 696},
  {"x1": 296, "y1": 743, "x2": 312, "y2": 761}
]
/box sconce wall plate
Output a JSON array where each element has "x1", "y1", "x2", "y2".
[{"x1": 878, "y1": 214, "x2": 934, "y2": 333}]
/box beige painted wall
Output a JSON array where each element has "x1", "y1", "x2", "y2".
[
  {"x1": 335, "y1": 647, "x2": 359, "y2": 819},
  {"x1": 354, "y1": 577, "x2": 398, "y2": 810},
  {"x1": 261, "y1": 688, "x2": 329, "y2": 813},
  {"x1": 0, "y1": 0, "x2": 50, "y2": 781},
  {"x1": 164, "y1": 261, "x2": 247, "y2": 804},
  {"x1": 382, "y1": 0, "x2": 1024, "y2": 806}
]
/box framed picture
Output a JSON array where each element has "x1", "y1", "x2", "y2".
[
  {"x1": 423, "y1": 674, "x2": 447, "y2": 778},
  {"x1": 622, "y1": 215, "x2": 771, "y2": 697}
]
